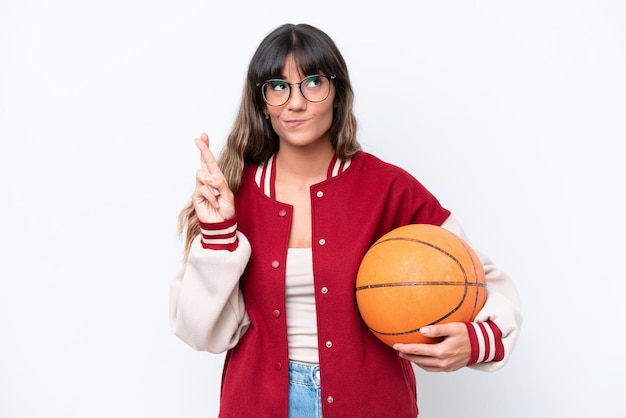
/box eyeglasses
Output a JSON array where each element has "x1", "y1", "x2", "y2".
[{"x1": 259, "y1": 74, "x2": 336, "y2": 106}]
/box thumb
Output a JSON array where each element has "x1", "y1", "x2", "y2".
[{"x1": 420, "y1": 323, "x2": 452, "y2": 338}]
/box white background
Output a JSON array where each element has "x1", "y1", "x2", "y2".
[{"x1": 1, "y1": 1, "x2": 625, "y2": 417}]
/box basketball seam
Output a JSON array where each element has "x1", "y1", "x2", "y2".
[{"x1": 356, "y1": 282, "x2": 486, "y2": 291}]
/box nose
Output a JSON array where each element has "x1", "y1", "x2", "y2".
[{"x1": 286, "y1": 84, "x2": 307, "y2": 110}]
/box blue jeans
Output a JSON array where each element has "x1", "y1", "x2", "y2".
[{"x1": 288, "y1": 361, "x2": 322, "y2": 418}]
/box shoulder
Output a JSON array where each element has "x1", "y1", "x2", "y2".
[
  {"x1": 349, "y1": 151, "x2": 422, "y2": 183},
  {"x1": 348, "y1": 151, "x2": 451, "y2": 226}
]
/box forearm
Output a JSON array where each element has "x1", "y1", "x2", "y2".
[
  {"x1": 169, "y1": 228, "x2": 251, "y2": 353},
  {"x1": 441, "y1": 215, "x2": 523, "y2": 370}
]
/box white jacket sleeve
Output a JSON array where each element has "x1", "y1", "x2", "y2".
[
  {"x1": 441, "y1": 215, "x2": 523, "y2": 371},
  {"x1": 169, "y1": 232, "x2": 251, "y2": 353}
]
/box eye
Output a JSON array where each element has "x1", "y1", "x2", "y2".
[
  {"x1": 302, "y1": 75, "x2": 322, "y2": 88},
  {"x1": 268, "y1": 80, "x2": 288, "y2": 92}
]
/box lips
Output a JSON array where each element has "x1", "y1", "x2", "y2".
[{"x1": 284, "y1": 119, "x2": 307, "y2": 128}]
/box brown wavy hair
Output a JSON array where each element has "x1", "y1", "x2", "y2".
[{"x1": 178, "y1": 23, "x2": 361, "y2": 258}]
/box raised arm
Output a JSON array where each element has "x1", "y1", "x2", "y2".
[{"x1": 169, "y1": 134, "x2": 251, "y2": 353}]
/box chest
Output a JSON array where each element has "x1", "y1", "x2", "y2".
[{"x1": 275, "y1": 181, "x2": 316, "y2": 248}]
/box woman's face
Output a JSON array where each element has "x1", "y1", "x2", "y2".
[{"x1": 264, "y1": 54, "x2": 335, "y2": 150}]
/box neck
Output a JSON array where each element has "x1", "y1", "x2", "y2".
[{"x1": 276, "y1": 140, "x2": 335, "y2": 183}]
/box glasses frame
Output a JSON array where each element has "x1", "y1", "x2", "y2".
[{"x1": 258, "y1": 74, "x2": 336, "y2": 107}]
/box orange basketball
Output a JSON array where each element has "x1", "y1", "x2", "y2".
[{"x1": 355, "y1": 224, "x2": 487, "y2": 346}]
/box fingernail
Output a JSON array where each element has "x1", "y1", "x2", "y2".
[{"x1": 420, "y1": 326, "x2": 431, "y2": 335}]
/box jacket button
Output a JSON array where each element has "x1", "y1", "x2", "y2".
[
  {"x1": 318, "y1": 238, "x2": 326, "y2": 245},
  {"x1": 316, "y1": 191, "x2": 324, "y2": 198},
  {"x1": 321, "y1": 287, "x2": 328, "y2": 294},
  {"x1": 278, "y1": 209, "x2": 287, "y2": 217},
  {"x1": 271, "y1": 260, "x2": 280, "y2": 268},
  {"x1": 275, "y1": 362, "x2": 282, "y2": 371},
  {"x1": 272, "y1": 309, "x2": 281, "y2": 318},
  {"x1": 326, "y1": 396, "x2": 334, "y2": 403},
  {"x1": 325, "y1": 341, "x2": 332, "y2": 348}
]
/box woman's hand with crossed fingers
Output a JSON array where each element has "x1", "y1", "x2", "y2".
[{"x1": 192, "y1": 133, "x2": 236, "y2": 223}]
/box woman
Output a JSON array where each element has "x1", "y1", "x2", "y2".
[{"x1": 170, "y1": 23, "x2": 521, "y2": 418}]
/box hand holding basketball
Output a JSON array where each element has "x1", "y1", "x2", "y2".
[
  {"x1": 393, "y1": 322, "x2": 471, "y2": 372},
  {"x1": 193, "y1": 133, "x2": 235, "y2": 223}
]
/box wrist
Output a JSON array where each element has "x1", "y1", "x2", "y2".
[
  {"x1": 465, "y1": 321, "x2": 504, "y2": 365},
  {"x1": 199, "y1": 215, "x2": 239, "y2": 251}
]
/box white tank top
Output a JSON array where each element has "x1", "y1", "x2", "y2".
[{"x1": 285, "y1": 248, "x2": 319, "y2": 363}]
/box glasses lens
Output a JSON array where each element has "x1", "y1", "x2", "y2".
[
  {"x1": 300, "y1": 75, "x2": 330, "y2": 102},
  {"x1": 263, "y1": 80, "x2": 289, "y2": 106},
  {"x1": 261, "y1": 75, "x2": 332, "y2": 106}
]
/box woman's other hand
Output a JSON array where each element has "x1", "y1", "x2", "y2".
[{"x1": 393, "y1": 322, "x2": 471, "y2": 372}]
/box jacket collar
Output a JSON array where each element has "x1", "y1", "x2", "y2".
[{"x1": 254, "y1": 153, "x2": 353, "y2": 198}]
